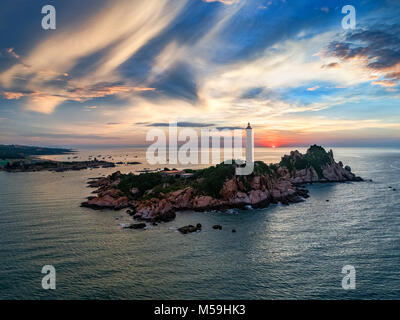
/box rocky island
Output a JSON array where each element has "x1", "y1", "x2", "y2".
[
  {"x1": 81, "y1": 146, "x2": 363, "y2": 223},
  {"x1": 1, "y1": 159, "x2": 116, "y2": 172}
]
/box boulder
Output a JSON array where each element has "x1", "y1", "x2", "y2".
[
  {"x1": 135, "y1": 198, "x2": 176, "y2": 222},
  {"x1": 220, "y1": 179, "x2": 238, "y2": 200},
  {"x1": 249, "y1": 189, "x2": 268, "y2": 205},
  {"x1": 126, "y1": 223, "x2": 146, "y2": 229},
  {"x1": 178, "y1": 224, "x2": 201, "y2": 234},
  {"x1": 193, "y1": 196, "x2": 222, "y2": 209},
  {"x1": 169, "y1": 188, "x2": 193, "y2": 208},
  {"x1": 232, "y1": 191, "x2": 250, "y2": 204},
  {"x1": 250, "y1": 176, "x2": 261, "y2": 190}
]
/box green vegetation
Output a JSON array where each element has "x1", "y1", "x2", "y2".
[
  {"x1": 279, "y1": 145, "x2": 331, "y2": 178},
  {"x1": 0, "y1": 145, "x2": 72, "y2": 159},
  {"x1": 294, "y1": 157, "x2": 308, "y2": 170},
  {"x1": 304, "y1": 145, "x2": 331, "y2": 178},
  {"x1": 117, "y1": 162, "x2": 237, "y2": 200},
  {"x1": 117, "y1": 172, "x2": 163, "y2": 198},
  {"x1": 147, "y1": 182, "x2": 186, "y2": 199},
  {"x1": 0, "y1": 160, "x2": 10, "y2": 167},
  {"x1": 253, "y1": 161, "x2": 272, "y2": 175},
  {"x1": 238, "y1": 175, "x2": 252, "y2": 192},
  {"x1": 269, "y1": 163, "x2": 278, "y2": 172},
  {"x1": 279, "y1": 156, "x2": 293, "y2": 172},
  {"x1": 194, "y1": 162, "x2": 236, "y2": 198},
  {"x1": 116, "y1": 145, "x2": 332, "y2": 200}
]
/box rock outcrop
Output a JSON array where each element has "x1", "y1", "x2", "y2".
[
  {"x1": 81, "y1": 146, "x2": 363, "y2": 222},
  {"x1": 178, "y1": 224, "x2": 202, "y2": 234}
]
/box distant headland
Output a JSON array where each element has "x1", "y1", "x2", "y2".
[
  {"x1": 81, "y1": 145, "x2": 363, "y2": 229},
  {"x1": 0, "y1": 144, "x2": 117, "y2": 172},
  {"x1": 0, "y1": 144, "x2": 73, "y2": 159}
]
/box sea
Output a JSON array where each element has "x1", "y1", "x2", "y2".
[{"x1": 0, "y1": 147, "x2": 399, "y2": 299}]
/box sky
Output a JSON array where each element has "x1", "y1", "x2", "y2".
[{"x1": 0, "y1": 0, "x2": 399, "y2": 148}]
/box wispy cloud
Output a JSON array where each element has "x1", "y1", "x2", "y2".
[
  {"x1": 372, "y1": 80, "x2": 398, "y2": 87},
  {"x1": 203, "y1": 0, "x2": 239, "y2": 5},
  {"x1": 0, "y1": 0, "x2": 185, "y2": 113},
  {"x1": 6, "y1": 48, "x2": 20, "y2": 59},
  {"x1": 84, "y1": 105, "x2": 98, "y2": 111},
  {"x1": 148, "y1": 122, "x2": 215, "y2": 128},
  {"x1": 307, "y1": 85, "x2": 320, "y2": 91},
  {"x1": 326, "y1": 25, "x2": 400, "y2": 86}
]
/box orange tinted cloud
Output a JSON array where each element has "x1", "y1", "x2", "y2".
[
  {"x1": 0, "y1": 0, "x2": 184, "y2": 113},
  {"x1": 2, "y1": 91, "x2": 25, "y2": 99},
  {"x1": 7, "y1": 48, "x2": 20, "y2": 59},
  {"x1": 66, "y1": 85, "x2": 155, "y2": 101},
  {"x1": 372, "y1": 80, "x2": 398, "y2": 87},
  {"x1": 1, "y1": 85, "x2": 155, "y2": 113},
  {"x1": 307, "y1": 85, "x2": 320, "y2": 91}
]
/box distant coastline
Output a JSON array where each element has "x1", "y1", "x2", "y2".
[
  {"x1": 0, "y1": 144, "x2": 73, "y2": 159},
  {"x1": 0, "y1": 145, "x2": 147, "y2": 172}
]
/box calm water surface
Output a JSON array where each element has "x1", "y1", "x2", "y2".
[{"x1": 0, "y1": 147, "x2": 399, "y2": 299}]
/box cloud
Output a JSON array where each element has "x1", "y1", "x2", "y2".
[
  {"x1": 196, "y1": 31, "x2": 373, "y2": 118},
  {"x1": 1, "y1": 83, "x2": 156, "y2": 113},
  {"x1": 327, "y1": 25, "x2": 400, "y2": 83},
  {"x1": 216, "y1": 126, "x2": 244, "y2": 130},
  {"x1": 134, "y1": 121, "x2": 151, "y2": 125},
  {"x1": 65, "y1": 83, "x2": 155, "y2": 101},
  {"x1": 148, "y1": 122, "x2": 215, "y2": 127},
  {"x1": 203, "y1": 0, "x2": 239, "y2": 5},
  {"x1": 149, "y1": 62, "x2": 199, "y2": 102},
  {"x1": 0, "y1": 0, "x2": 185, "y2": 113},
  {"x1": 307, "y1": 85, "x2": 320, "y2": 91},
  {"x1": 84, "y1": 105, "x2": 97, "y2": 111},
  {"x1": 2, "y1": 91, "x2": 25, "y2": 99},
  {"x1": 321, "y1": 62, "x2": 340, "y2": 69},
  {"x1": 20, "y1": 132, "x2": 118, "y2": 140},
  {"x1": 372, "y1": 80, "x2": 398, "y2": 87},
  {"x1": 1, "y1": 0, "x2": 399, "y2": 147},
  {"x1": 27, "y1": 94, "x2": 66, "y2": 114},
  {"x1": 6, "y1": 48, "x2": 20, "y2": 59}
]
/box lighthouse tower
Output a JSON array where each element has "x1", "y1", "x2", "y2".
[{"x1": 246, "y1": 122, "x2": 254, "y2": 164}]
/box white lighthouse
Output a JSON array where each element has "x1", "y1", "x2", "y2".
[{"x1": 245, "y1": 122, "x2": 254, "y2": 164}]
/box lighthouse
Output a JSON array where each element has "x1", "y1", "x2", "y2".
[{"x1": 246, "y1": 122, "x2": 254, "y2": 164}]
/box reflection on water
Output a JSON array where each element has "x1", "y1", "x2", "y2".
[{"x1": 1, "y1": 147, "x2": 400, "y2": 299}]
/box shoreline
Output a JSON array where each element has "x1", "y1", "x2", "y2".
[
  {"x1": 81, "y1": 146, "x2": 363, "y2": 228},
  {"x1": 0, "y1": 159, "x2": 117, "y2": 172}
]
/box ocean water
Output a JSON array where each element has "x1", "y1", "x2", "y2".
[{"x1": 0, "y1": 147, "x2": 399, "y2": 299}]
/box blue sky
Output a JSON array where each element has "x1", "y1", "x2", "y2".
[{"x1": 0, "y1": 0, "x2": 399, "y2": 147}]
